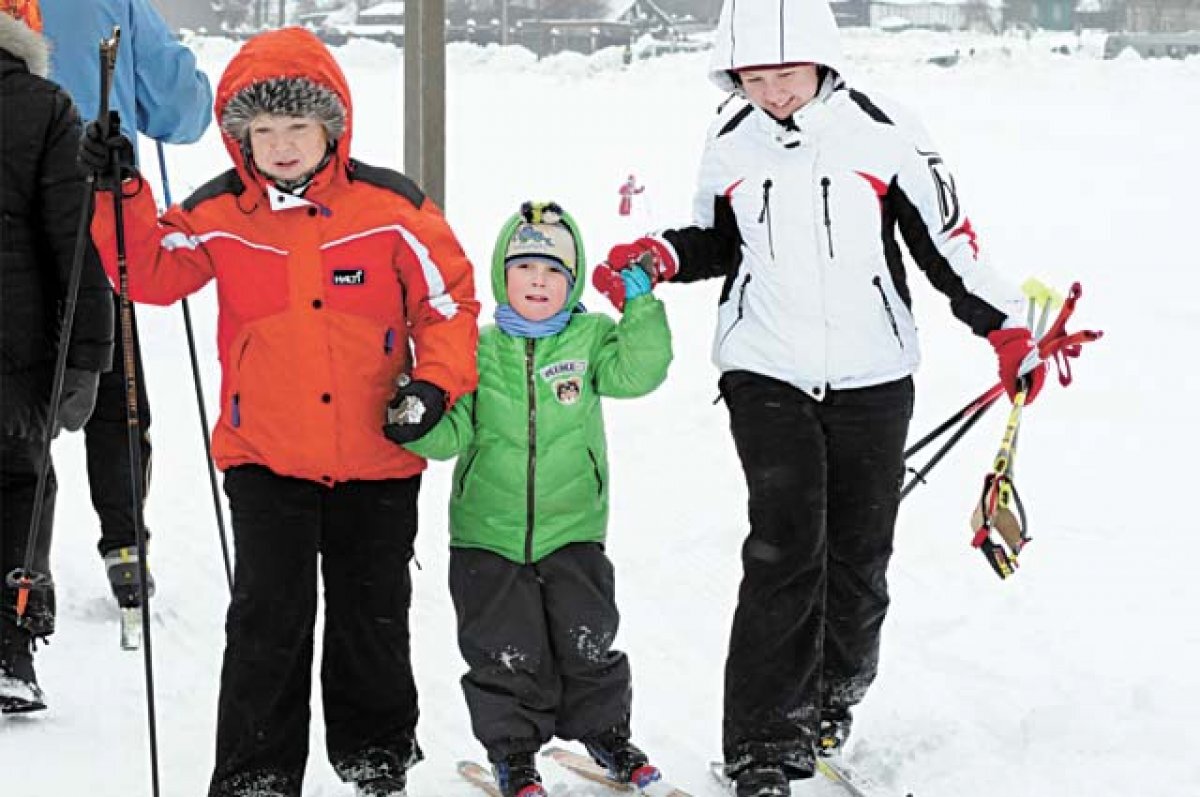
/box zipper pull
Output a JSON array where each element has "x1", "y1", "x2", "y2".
[{"x1": 758, "y1": 179, "x2": 773, "y2": 223}]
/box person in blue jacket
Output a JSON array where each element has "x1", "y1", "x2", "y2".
[{"x1": 42, "y1": 0, "x2": 212, "y2": 609}]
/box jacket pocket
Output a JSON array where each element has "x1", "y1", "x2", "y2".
[
  {"x1": 456, "y1": 448, "x2": 480, "y2": 498},
  {"x1": 228, "y1": 333, "x2": 253, "y2": 428},
  {"x1": 717, "y1": 273, "x2": 753, "y2": 350},
  {"x1": 586, "y1": 447, "x2": 604, "y2": 497},
  {"x1": 872, "y1": 275, "x2": 904, "y2": 350}
]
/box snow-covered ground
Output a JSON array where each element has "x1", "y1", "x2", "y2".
[{"x1": 3, "y1": 29, "x2": 1198, "y2": 797}]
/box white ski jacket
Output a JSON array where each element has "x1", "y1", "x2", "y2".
[{"x1": 661, "y1": 0, "x2": 1026, "y2": 399}]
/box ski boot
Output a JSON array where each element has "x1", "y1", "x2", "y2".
[
  {"x1": 0, "y1": 622, "x2": 46, "y2": 714},
  {"x1": 492, "y1": 752, "x2": 546, "y2": 797},
  {"x1": 818, "y1": 710, "x2": 853, "y2": 758},
  {"x1": 583, "y1": 731, "x2": 662, "y2": 789},
  {"x1": 355, "y1": 775, "x2": 407, "y2": 796},
  {"x1": 733, "y1": 765, "x2": 789, "y2": 797},
  {"x1": 104, "y1": 545, "x2": 156, "y2": 608}
]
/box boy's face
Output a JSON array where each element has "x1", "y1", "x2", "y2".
[
  {"x1": 248, "y1": 114, "x2": 328, "y2": 182},
  {"x1": 506, "y1": 259, "x2": 569, "y2": 322}
]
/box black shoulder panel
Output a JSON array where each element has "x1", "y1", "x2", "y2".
[
  {"x1": 848, "y1": 90, "x2": 895, "y2": 126},
  {"x1": 348, "y1": 160, "x2": 425, "y2": 209},
  {"x1": 183, "y1": 169, "x2": 245, "y2": 211},
  {"x1": 718, "y1": 103, "x2": 754, "y2": 138}
]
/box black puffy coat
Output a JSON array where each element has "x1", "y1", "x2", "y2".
[{"x1": 1, "y1": 18, "x2": 113, "y2": 440}]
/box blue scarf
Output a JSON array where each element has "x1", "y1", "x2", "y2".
[{"x1": 495, "y1": 304, "x2": 572, "y2": 338}]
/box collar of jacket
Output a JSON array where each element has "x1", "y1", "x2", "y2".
[
  {"x1": 264, "y1": 181, "x2": 333, "y2": 217},
  {"x1": 754, "y1": 94, "x2": 835, "y2": 150}
]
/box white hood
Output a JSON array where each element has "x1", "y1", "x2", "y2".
[{"x1": 707, "y1": 0, "x2": 847, "y2": 92}]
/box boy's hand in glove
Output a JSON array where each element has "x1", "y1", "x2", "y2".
[
  {"x1": 988, "y1": 327, "x2": 1046, "y2": 404},
  {"x1": 80, "y1": 111, "x2": 136, "y2": 190},
  {"x1": 383, "y1": 377, "x2": 447, "y2": 445},
  {"x1": 605, "y1": 236, "x2": 678, "y2": 284},
  {"x1": 593, "y1": 251, "x2": 666, "y2": 311},
  {"x1": 54, "y1": 368, "x2": 101, "y2": 437}
]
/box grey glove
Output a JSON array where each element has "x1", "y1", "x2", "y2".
[{"x1": 54, "y1": 368, "x2": 101, "y2": 436}]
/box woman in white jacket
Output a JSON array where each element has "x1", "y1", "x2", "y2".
[{"x1": 599, "y1": 2, "x2": 1045, "y2": 795}]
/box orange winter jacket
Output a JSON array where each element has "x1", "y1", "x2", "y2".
[{"x1": 90, "y1": 27, "x2": 479, "y2": 486}]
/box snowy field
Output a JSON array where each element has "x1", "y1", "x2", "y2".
[{"x1": 2, "y1": 28, "x2": 1198, "y2": 797}]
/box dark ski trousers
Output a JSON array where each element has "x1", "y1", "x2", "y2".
[
  {"x1": 84, "y1": 297, "x2": 152, "y2": 557},
  {"x1": 719, "y1": 371, "x2": 913, "y2": 779},
  {"x1": 449, "y1": 542, "x2": 632, "y2": 762},
  {"x1": 0, "y1": 436, "x2": 55, "y2": 637},
  {"x1": 209, "y1": 465, "x2": 423, "y2": 797}
]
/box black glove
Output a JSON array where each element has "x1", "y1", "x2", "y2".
[
  {"x1": 80, "y1": 111, "x2": 136, "y2": 190},
  {"x1": 383, "y1": 377, "x2": 447, "y2": 445},
  {"x1": 54, "y1": 368, "x2": 100, "y2": 437}
]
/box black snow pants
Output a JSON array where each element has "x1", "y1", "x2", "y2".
[
  {"x1": 208, "y1": 465, "x2": 423, "y2": 797},
  {"x1": 0, "y1": 436, "x2": 55, "y2": 637},
  {"x1": 449, "y1": 542, "x2": 632, "y2": 762},
  {"x1": 719, "y1": 371, "x2": 913, "y2": 780},
  {"x1": 84, "y1": 297, "x2": 152, "y2": 557}
]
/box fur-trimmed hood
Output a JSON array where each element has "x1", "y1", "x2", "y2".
[{"x1": 0, "y1": 13, "x2": 49, "y2": 78}]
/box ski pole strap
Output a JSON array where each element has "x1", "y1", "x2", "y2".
[{"x1": 971, "y1": 473, "x2": 1030, "y2": 580}]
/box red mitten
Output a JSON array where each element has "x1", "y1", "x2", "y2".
[
  {"x1": 592, "y1": 262, "x2": 628, "y2": 310},
  {"x1": 605, "y1": 236, "x2": 679, "y2": 284},
  {"x1": 987, "y1": 327, "x2": 1046, "y2": 404}
]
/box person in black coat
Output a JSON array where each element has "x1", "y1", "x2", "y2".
[{"x1": 0, "y1": 4, "x2": 114, "y2": 714}]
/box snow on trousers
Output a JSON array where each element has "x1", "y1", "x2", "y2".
[
  {"x1": 84, "y1": 295, "x2": 152, "y2": 557},
  {"x1": 209, "y1": 466, "x2": 423, "y2": 797},
  {"x1": 720, "y1": 371, "x2": 912, "y2": 779},
  {"x1": 0, "y1": 437, "x2": 55, "y2": 638},
  {"x1": 449, "y1": 542, "x2": 633, "y2": 761}
]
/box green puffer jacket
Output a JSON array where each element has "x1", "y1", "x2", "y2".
[{"x1": 406, "y1": 209, "x2": 672, "y2": 564}]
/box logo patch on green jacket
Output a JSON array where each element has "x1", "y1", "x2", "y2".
[
  {"x1": 553, "y1": 377, "x2": 582, "y2": 405},
  {"x1": 540, "y1": 360, "x2": 587, "y2": 382}
]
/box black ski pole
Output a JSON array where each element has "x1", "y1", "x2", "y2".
[
  {"x1": 101, "y1": 28, "x2": 162, "y2": 797},
  {"x1": 900, "y1": 395, "x2": 998, "y2": 502},
  {"x1": 155, "y1": 142, "x2": 233, "y2": 593}
]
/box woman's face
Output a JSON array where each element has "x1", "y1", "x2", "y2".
[
  {"x1": 738, "y1": 63, "x2": 821, "y2": 120},
  {"x1": 248, "y1": 114, "x2": 328, "y2": 182},
  {"x1": 506, "y1": 260, "x2": 569, "y2": 322}
]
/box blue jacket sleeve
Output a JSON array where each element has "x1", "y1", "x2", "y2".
[{"x1": 129, "y1": 0, "x2": 213, "y2": 143}]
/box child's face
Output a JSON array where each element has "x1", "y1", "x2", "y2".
[
  {"x1": 506, "y1": 260, "x2": 569, "y2": 322},
  {"x1": 248, "y1": 114, "x2": 328, "y2": 182}
]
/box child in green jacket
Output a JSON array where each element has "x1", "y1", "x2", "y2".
[{"x1": 402, "y1": 201, "x2": 672, "y2": 797}]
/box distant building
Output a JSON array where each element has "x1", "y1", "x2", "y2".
[{"x1": 869, "y1": 0, "x2": 1003, "y2": 33}]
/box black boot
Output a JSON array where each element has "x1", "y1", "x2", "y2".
[
  {"x1": 733, "y1": 764, "x2": 789, "y2": 797},
  {"x1": 0, "y1": 620, "x2": 46, "y2": 714},
  {"x1": 492, "y1": 752, "x2": 545, "y2": 797},
  {"x1": 583, "y1": 730, "x2": 660, "y2": 787},
  {"x1": 818, "y1": 709, "x2": 853, "y2": 758}
]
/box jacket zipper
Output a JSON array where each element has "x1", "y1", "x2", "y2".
[
  {"x1": 587, "y1": 448, "x2": 603, "y2": 496},
  {"x1": 872, "y1": 275, "x2": 905, "y2": 349},
  {"x1": 717, "y1": 274, "x2": 753, "y2": 349},
  {"x1": 524, "y1": 338, "x2": 537, "y2": 565},
  {"x1": 384, "y1": 328, "x2": 396, "y2": 355},
  {"x1": 821, "y1": 176, "x2": 835, "y2": 259},
  {"x1": 758, "y1": 179, "x2": 775, "y2": 259}
]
